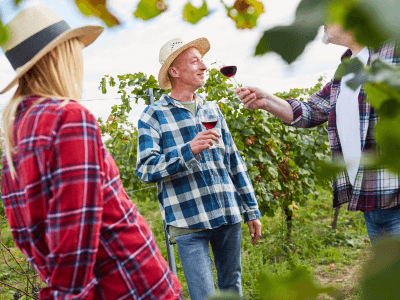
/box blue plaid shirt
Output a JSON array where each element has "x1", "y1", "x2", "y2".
[{"x1": 136, "y1": 94, "x2": 261, "y2": 229}]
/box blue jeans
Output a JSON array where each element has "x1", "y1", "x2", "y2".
[
  {"x1": 363, "y1": 205, "x2": 400, "y2": 248},
  {"x1": 175, "y1": 223, "x2": 242, "y2": 300}
]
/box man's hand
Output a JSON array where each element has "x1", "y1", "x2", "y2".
[
  {"x1": 247, "y1": 219, "x2": 262, "y2": 245},
  {"x1": 235, "y1": 87, "x2": 271, "y2": 110},
  {"x1": 236, "y1": 86, "x2": 294, "y2": 124},
  {"x1": 190, "y1": 130, "x2": 220, "y2": 155}
]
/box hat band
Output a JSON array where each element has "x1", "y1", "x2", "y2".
[{"x1": 5, "y1": 20, "x2": 71, "y2": 70}]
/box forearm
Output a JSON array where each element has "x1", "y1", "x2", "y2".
[
  {"x1": 136, "y1": 143, "x2": 197, "y2": 184},
  {"x1": 264, "y1": 94, "x2": 294, "y2": 123}
]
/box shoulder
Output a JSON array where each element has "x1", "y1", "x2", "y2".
[
  {"x1": 17, "y1": 98, "x2": 100, "y2": 151},
  {"x1": 373, "y1": 41, "x2": 400, "y2": 65}
]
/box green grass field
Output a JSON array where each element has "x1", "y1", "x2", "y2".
[
  {"x1": 0, "y1": 186, "x2": 371, "y2": 299},
  {"x1": 136, "y1": 186, "x2": 371, "y2": 299}
]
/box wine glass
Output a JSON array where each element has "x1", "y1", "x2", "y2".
[
  {"x1": 217, "y1": 58, "x2": 239, "y2": 88},
  {"x1": 198, "y1": 103, "x2": 219, "y2": 149}
]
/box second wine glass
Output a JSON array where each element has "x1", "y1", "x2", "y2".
[{"x1": 217, "y1": 58, "x2": 239, "y2": 88}]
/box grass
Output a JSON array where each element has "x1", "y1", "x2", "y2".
[
  {"x1": 137, "y1": 186, "x2": 372, "y2": 299},
  {"x1": 0, "y1": 186, "x2": 372, "y2": 299}
]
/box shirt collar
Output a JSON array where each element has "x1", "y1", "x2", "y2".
[
  {"x1": 160, "y1": 93, "x2": 205, "y2": 107},
  {"x1": 341, "y1": 47, "x2": 373, "y2": 65}
]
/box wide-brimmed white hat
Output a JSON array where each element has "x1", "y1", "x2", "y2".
[
  {"x1": 0, "y1": 6, "x2": 104, "y2": 94},
  {"x1": 158, "y1": 37, "x2": 210, "y2": 90}
]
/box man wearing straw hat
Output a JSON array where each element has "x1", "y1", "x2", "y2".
[
  {"x1": 0, "y1": 6, "x2": 181, "y2": 299},
  {"x1": 136, "y1": 37, "x2": 262, "y2": 300}
]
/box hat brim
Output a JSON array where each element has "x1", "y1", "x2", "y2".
[
  {"x1": 0, "y1": 25, "x2": 104, "y2": 94},
  {"x1": 158, "y1": 37, "x2": 210, "y2": 90}
]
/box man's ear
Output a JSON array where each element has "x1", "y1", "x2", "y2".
[{"x1": 168, "y1": 66, "x2": 179, "y2": 79}]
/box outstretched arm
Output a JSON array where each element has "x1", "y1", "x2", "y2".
[{"x1": 236, "y1": 87, "x2": 294, "y2": 123}]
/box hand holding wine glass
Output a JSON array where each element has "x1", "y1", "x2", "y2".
[
  {"x1": 198, "y1": 103, "x2": 220, "y2": 149},
  {"x1": 217, "y1": 58, "x2": 239, "y2": 88}
]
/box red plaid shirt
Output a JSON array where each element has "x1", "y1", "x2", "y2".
[{"x1": 1, "y1": 96, "x2": 181, "y2": 299}]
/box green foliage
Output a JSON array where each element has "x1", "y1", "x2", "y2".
[
  {"x1": 327, "y1": 0, "x2": 400, "y2": 49},
  {"x1": 141, "y1": 186, "x2": 369, "y2": 299},
  {"x1": 182, "y1": 1, "x2": 210, "y2": 25},
  {"x1": 98, "y1": 73, "x2": 170, "y2": 201},
  {"x1": 198, "y1": 69, "x2": 330, "y2": 217},
  {"x1": 133, "y1": 0, "x2": 168, "y2": 21},
  {"x1": 74, "y1": 0, "x2": 119, "y2": 27},
  {"x1": 222, "y1": 0, "x2": 264, "y2": 30},
  {"x1": 359, "y1": 238, "x2": 400, "y2": 300},
  {"x1": 258, "y1": 266, "x2": 333, "y2": 300},
  {"x1": 0, "y1": 17, "x2": 8, "y2": 45},
  {"x1": 255, "y1": 0, "x2": 324, "y2": 63},
  {"x1": 100, "y1": 68, "x2": 330, "y2": 221}
]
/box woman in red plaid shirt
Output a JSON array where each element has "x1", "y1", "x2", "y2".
[{"x1": 0, "y1": 6, "x2": 181, "y2": 299}]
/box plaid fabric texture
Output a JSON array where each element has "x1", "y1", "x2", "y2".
[
  {"x1": 1, "y1": 96, "x2": 181, "y2": 300},
  {"x1": 285, "y1": 42, "x2": 400, "y2": 212},
  {"x1": 136, "y1": 94, "x2": 261, "y2": 229}
]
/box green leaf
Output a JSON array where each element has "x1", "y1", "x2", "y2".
[
  {"x1": 259, "y1": 266, "x2": 334, "y2": 300},
  {"x1": 224, "y1": 0, "x2": 264, "y2": 30},
  {"x1": 360, "y1": 238, "x2": 400, "y2": 300},
  {"x1": 134, "y1": 0, "x2": 168, "y2": 21},
  {"x1": 375, "y1": 117, "x2": 400, "y2": 173},
  {"x1": 343, "y1": 0, "x2": 400, "y2": 49},
  {"x1": 255, "y1": 0, "x2": 325, "y2": 63},
  {"x1": 75, "y1": 0, "x2": 120, "y2": 27},
  {"x1": 334, "y1": 57, "x2": 366, "y2": 90},
  {"x1": 0, "y1": 16, "x2": 9, "y2": 45},
  {"x1": 182, "y1": 0, "x2": 210, "y2": 25},
  {"x1": 315, "y1": 160, "x2": 346, "y2": 182}
]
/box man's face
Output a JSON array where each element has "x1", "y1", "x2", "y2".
[
  {"x1": 324, "y1": 23, "x2": 355, "y2": 47},
  {"x1": 169, "y1": 47, "x2": 207, "y2": 90}
]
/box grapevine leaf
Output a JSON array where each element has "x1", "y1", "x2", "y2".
[
  {"x1": 259, "y1": 266, "x2": 334, "y2": 300},
  {"x1": 375, "y1": 117, "x2": 400, "y2": 173},
  {"x1": 223, "y1": 0, "x2": 264, "y2": 30},
  {"x1": 364, "y1": 83, "x2": 397, "y2": 111},
  {"x1": 0, "y1": 16, "x2": 9, "y2": 45},
  {"x1": 344, "y1": 0, "x2": 400, "y2": 49},
  {"x1": 134, "y1": 0, "x2": 168, "y2": 21},
  {"x1": 255, "y1": 0, "x2": 325, "y2": 63},
  {"x1": 360, "y1": 238, "x2": 400, "y2": 300},
  {"x1": 315, "y1": 160, "x2": 346, "y2": 182},
  {"x1": 334, "y1": 57, "x2": 367, "y2": 90},
  {"x1": 182, "y1": 0, "x2": 210, "y2": 25},
  {"x1": 75, "y1": 0, "x2": 119, "y2": 27}
]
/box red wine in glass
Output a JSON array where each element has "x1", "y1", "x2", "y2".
[
  {"x1": 202, "y1": 121, "x2": 218, "y2": 129},
  {"x1": 220, "y1": 66, "x2": 237, "y2": 78},
  {"x1": 198, "y1": 103, "x2": 219, "y2": 149},
  {"x1": 217, "y1": 59, "x2": 239, "y2": 87}
]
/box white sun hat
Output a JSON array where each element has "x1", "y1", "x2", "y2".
[
  {"x1": 0, "y1": 6, "x2": 104, "y2": 94},
  {"x1": 158, "y1": 37, "x2": 210, "y2": 90}
]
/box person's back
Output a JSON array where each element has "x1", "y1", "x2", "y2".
[{"x1": 0, "y1": 6, "x2": 181, "y2": 299}]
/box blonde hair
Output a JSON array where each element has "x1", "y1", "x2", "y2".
[{"x1": 2, "y1": 37, "x2": 84, "y2": 178}]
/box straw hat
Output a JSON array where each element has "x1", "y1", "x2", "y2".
[
  {"x1": 0, "y1": 6, "x2": 104, "y2": 94},
  {"x1": 158, "y1": 37, "x2": 210, "y2": 90}
]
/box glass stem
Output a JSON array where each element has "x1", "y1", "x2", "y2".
[{"x1": 232, "y1": 76, "x2": 239, "y2": 88}]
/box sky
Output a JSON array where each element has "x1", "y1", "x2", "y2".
[{"x1": 0, "y1": 0, "x2": 346, "y2": 127}]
